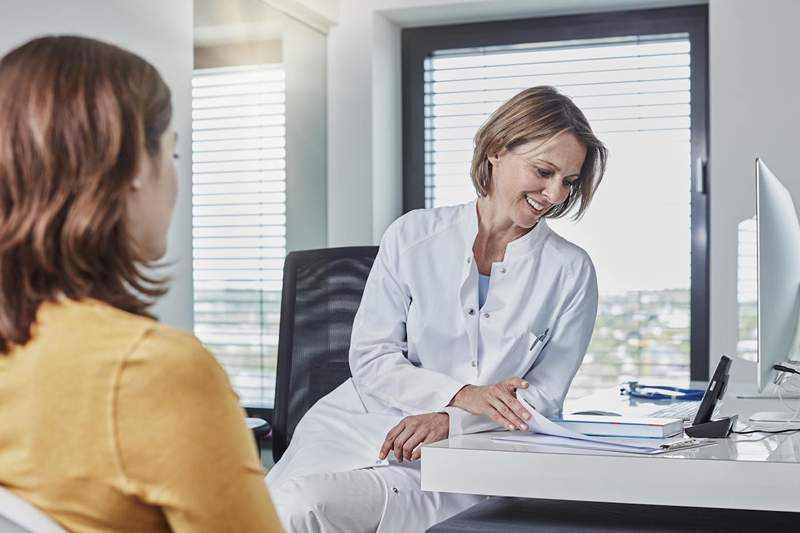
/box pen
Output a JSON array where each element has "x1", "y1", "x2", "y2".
[
  {"x1": 529, "y1": 328, "x2": 549, "y2": 351},
  {"x1": 659, "y1": 438, "x2": 701, "y2": 451}
]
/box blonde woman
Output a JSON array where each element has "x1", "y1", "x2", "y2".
[
  {"x1": 268, "y1": 86, "x2": 607, "y2": 532},
  {"x1": 0, "y1": 36, "x2": 282, "y2": 532}
]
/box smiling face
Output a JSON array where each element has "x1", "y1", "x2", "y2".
[{"x1": 485, "y1": 131, "x2": 587, "y2": 229}]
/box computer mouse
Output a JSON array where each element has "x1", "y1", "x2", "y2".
[{"x1": 571, "y1": 410, "x2": 622, "y2": 416}]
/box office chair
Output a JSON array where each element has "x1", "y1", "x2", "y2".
[
  {"x1": 271, "y1": 246, "x2": 378, "y2": 463},
  {"x1": 0, "y1": 486, "x2": 65, "y2": 533}
]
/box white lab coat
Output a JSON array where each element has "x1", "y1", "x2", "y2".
[{"x1": 267, "y1": 200, "x2": 598, "y2": 532}]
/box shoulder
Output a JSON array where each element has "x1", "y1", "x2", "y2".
[
  {"x1": 68, "y1": 300, "x2": 227, "y2": 389},
  {"x1": 382, "y1": 202, "x2": 471, "y2": 254},
  {"x1": 133, "y1": 322, "x2": 210, "y2": 362},
  {"x1": 541, "y1": 223, "x2": 596, "y2": 282},
  {"x1": 36, "y1": 298, "x2": 228, "y2": 395},
  {"x1": 127, "y1": 324, "x2": 225, "y2": 387}
]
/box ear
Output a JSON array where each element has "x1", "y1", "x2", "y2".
[{"x1": 487, "y1": 147, "x2": 506, "y2": 166}]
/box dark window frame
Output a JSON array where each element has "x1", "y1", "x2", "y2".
[{"x1": 401, "y1": 5, "x2": 710, "y2": 381}]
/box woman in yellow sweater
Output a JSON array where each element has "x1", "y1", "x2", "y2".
[{"x1": 0, "y1": 36, "x2": 282, "y2": 532}]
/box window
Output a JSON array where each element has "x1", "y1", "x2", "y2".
[
  {"x1": 192, "y1": 64, "x2": 286, "y2": 408},
  {"x1": 403, "y1": 7, "x2": 709, "y2": 396},
  {"x1": 738, "y1": 217, "x2": 757, "y2": 362}
]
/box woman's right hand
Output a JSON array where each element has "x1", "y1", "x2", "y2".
[{"x1": 449, "y1": 378, "x2": 532, "y2": 431}]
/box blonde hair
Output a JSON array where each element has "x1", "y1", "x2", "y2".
[{"x1": 470, "y1": 86, "x2": 607, "y2": 220}]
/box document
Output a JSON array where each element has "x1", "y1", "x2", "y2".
[{"x1": 492, "y1": 396, "x2": 715, "y2": 455}]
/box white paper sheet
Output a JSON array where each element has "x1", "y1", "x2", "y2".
[
  {"x1": 492, "y1": 395, "x2": 715, "y2": 455},
  {"x1": 493, "y1": 433, "x2": 682, "y2": 453}
]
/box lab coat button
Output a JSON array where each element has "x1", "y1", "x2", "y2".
[
  {"x1": 467, "y1": 308, "x2": 475, "y2": 316},
  {"x1": 471, "y1": 360, "x2": 477, "y2": 367},
  {"x1": 482, "y1": 312, "x2": 490, "y2": 319},
  {"x1": 500, "y1": 267, "x2": 507, "y2": 274},
  {"x1": 392, "y1": 487, "x2": 399, "y2": 494},
  {"x1": 466, "y1": 257, "x2": 472, "y2": 264}
]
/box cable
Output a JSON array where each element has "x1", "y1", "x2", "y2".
[
  {"x1": 777, "y1": 382, "x2": 800, "y2": 423},
  {"x1": 771, "y1": 365, "x2": 800, "y2": 423},
  {"x1": 729, "y1": 431, "x2": 780, "y2": 443},
  {"x1": 773, "y1": 364, "x2": 800, "y2": 375},
  {"x1": 734, "y1": 376, "x2": 800, "y2": 434},
  {"x1": 730, "y1": 366, "x2": 800, "y2": 434},
  {"x1": 732, "y1": 428, "x2": 800, "y2": 435}
]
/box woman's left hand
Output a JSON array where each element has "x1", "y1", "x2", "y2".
[{"x1": 379, "y1": 412, "x2": 449, "y2": 463}]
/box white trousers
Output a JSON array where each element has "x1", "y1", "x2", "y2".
[
  {"x1": 269, "y1": 468, "x2": 386, "y2": 533},
  {"x1": 269, "y1": 463, "x2": 484, "y2": 533}
]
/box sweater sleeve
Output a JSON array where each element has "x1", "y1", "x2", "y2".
[{"x1": 113, "y1": 327, "x2": 283, "y2": 532}]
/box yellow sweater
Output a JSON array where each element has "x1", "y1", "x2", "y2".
[{"x1": 0, "y1": 298, "x2": 283, "y2": 532}]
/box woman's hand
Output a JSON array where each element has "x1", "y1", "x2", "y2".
[
  {"x1": 379, "y1": 412, "x2": 449, "y2": 463},
  {"x1": 449, "y1": 378, "x2": 532, "y2": 431}
]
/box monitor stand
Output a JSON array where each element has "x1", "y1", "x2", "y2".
[{"x1": 741, "y1": 381, "x2": 800, "y2": 422}]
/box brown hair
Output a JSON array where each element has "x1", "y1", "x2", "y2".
[
  {"x1": 0, "y1": 35, "x2": 172, "y2": 353},
  {"x1": 470, "y1": 86, "x2": 607, "y2": 220}
]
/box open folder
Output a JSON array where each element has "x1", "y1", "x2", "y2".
[{"x1": 492, "y1": 396, "x2": 716, "y2": 455}]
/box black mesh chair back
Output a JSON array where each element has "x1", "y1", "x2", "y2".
[{"x1": 272, "y1": 246, "x2": 378, "y2": 463}]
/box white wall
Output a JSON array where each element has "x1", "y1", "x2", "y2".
[
  {"x1": 327, "y1": 0, "x2": 376, "y2": 245},
  {"x1": 709, "y1": 0, "x2": 800, "y2": 382},
  {"x1": 369, "y1": 12, "x2": 403, "y2": 243},
  {"x1": 283, "y1": 15, "x2": 328, "y2": 252},
  {"x1": 0, "y1": 0, "x2": 194, "y2": 331}
]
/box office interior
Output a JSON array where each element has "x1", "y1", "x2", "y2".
[{"x1": 2, "y1": 0, "x2": 800, "y2": 531}]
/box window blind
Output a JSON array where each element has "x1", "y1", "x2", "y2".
[
  {"x1": 425, "y1": 34, "x2": 690, "y2": 207},
  {"x1": 423, "y1": 34, "x2": 693, "y2": 398},
  {"x1": 192, "y1": 64, "x2": 286, "y2": 408},
  {"x1": 738, "y1": 217, "x2": 757, "y2": 362}
]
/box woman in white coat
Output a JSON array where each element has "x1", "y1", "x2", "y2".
[{"x1": 267, "y1": 85, "x2": 608, "y2": 532}]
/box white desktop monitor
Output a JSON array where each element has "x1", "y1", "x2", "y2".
[{"x1": 756, "y1": 158, "x2": 800, "y2": 393}]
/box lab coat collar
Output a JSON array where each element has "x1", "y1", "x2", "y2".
[{"x1": 460, "y1": 199, "x2": 551, "y2": 263}]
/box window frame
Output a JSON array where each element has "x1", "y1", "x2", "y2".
[{"x1": 401, "y1": 5, "x2": 710, "y2": 381}]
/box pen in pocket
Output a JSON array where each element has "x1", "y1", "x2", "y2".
[{"x1": 529, "y1": 328, "x2": 550, "y2": 351}]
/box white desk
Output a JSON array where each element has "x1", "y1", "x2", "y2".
[{"x1": 422, "y1": 385, "x2": 800, "y2": 512}]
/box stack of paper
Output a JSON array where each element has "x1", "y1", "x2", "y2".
[
  {"x1": 492, "y1": 396, "x2": 714, "y2": 455},
  {"x1": 550, "y1": 415, "x2": 683, "y2": 438}
]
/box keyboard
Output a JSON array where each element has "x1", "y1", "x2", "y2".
[{"x1": 646, "y1": 401, "x2": 704, "y2": 422}]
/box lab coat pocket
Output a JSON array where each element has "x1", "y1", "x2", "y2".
[{"x1": 522, "y1": 330, "x2": 549, "y2": 375}]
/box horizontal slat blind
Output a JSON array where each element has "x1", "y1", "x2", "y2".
[
  {"x1": 192, "y1": 64, "x2": 286, "y2": 408},
  {"x1": 424, "y1": 34, "x2": 690, "y2": 208},
  {"x1": 738, "y1": 217, "x2": 757, "y2": 362},
  {"x1": 423, "y1": 34, "x2": 693, "y2": 398}
]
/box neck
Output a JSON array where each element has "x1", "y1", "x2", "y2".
[
  {"x1": 475, "y1": 195, "x2": 534, "y2": 243},
  {"x1": 473, "y1": 196, "x2": 536, "y2": 266}
]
